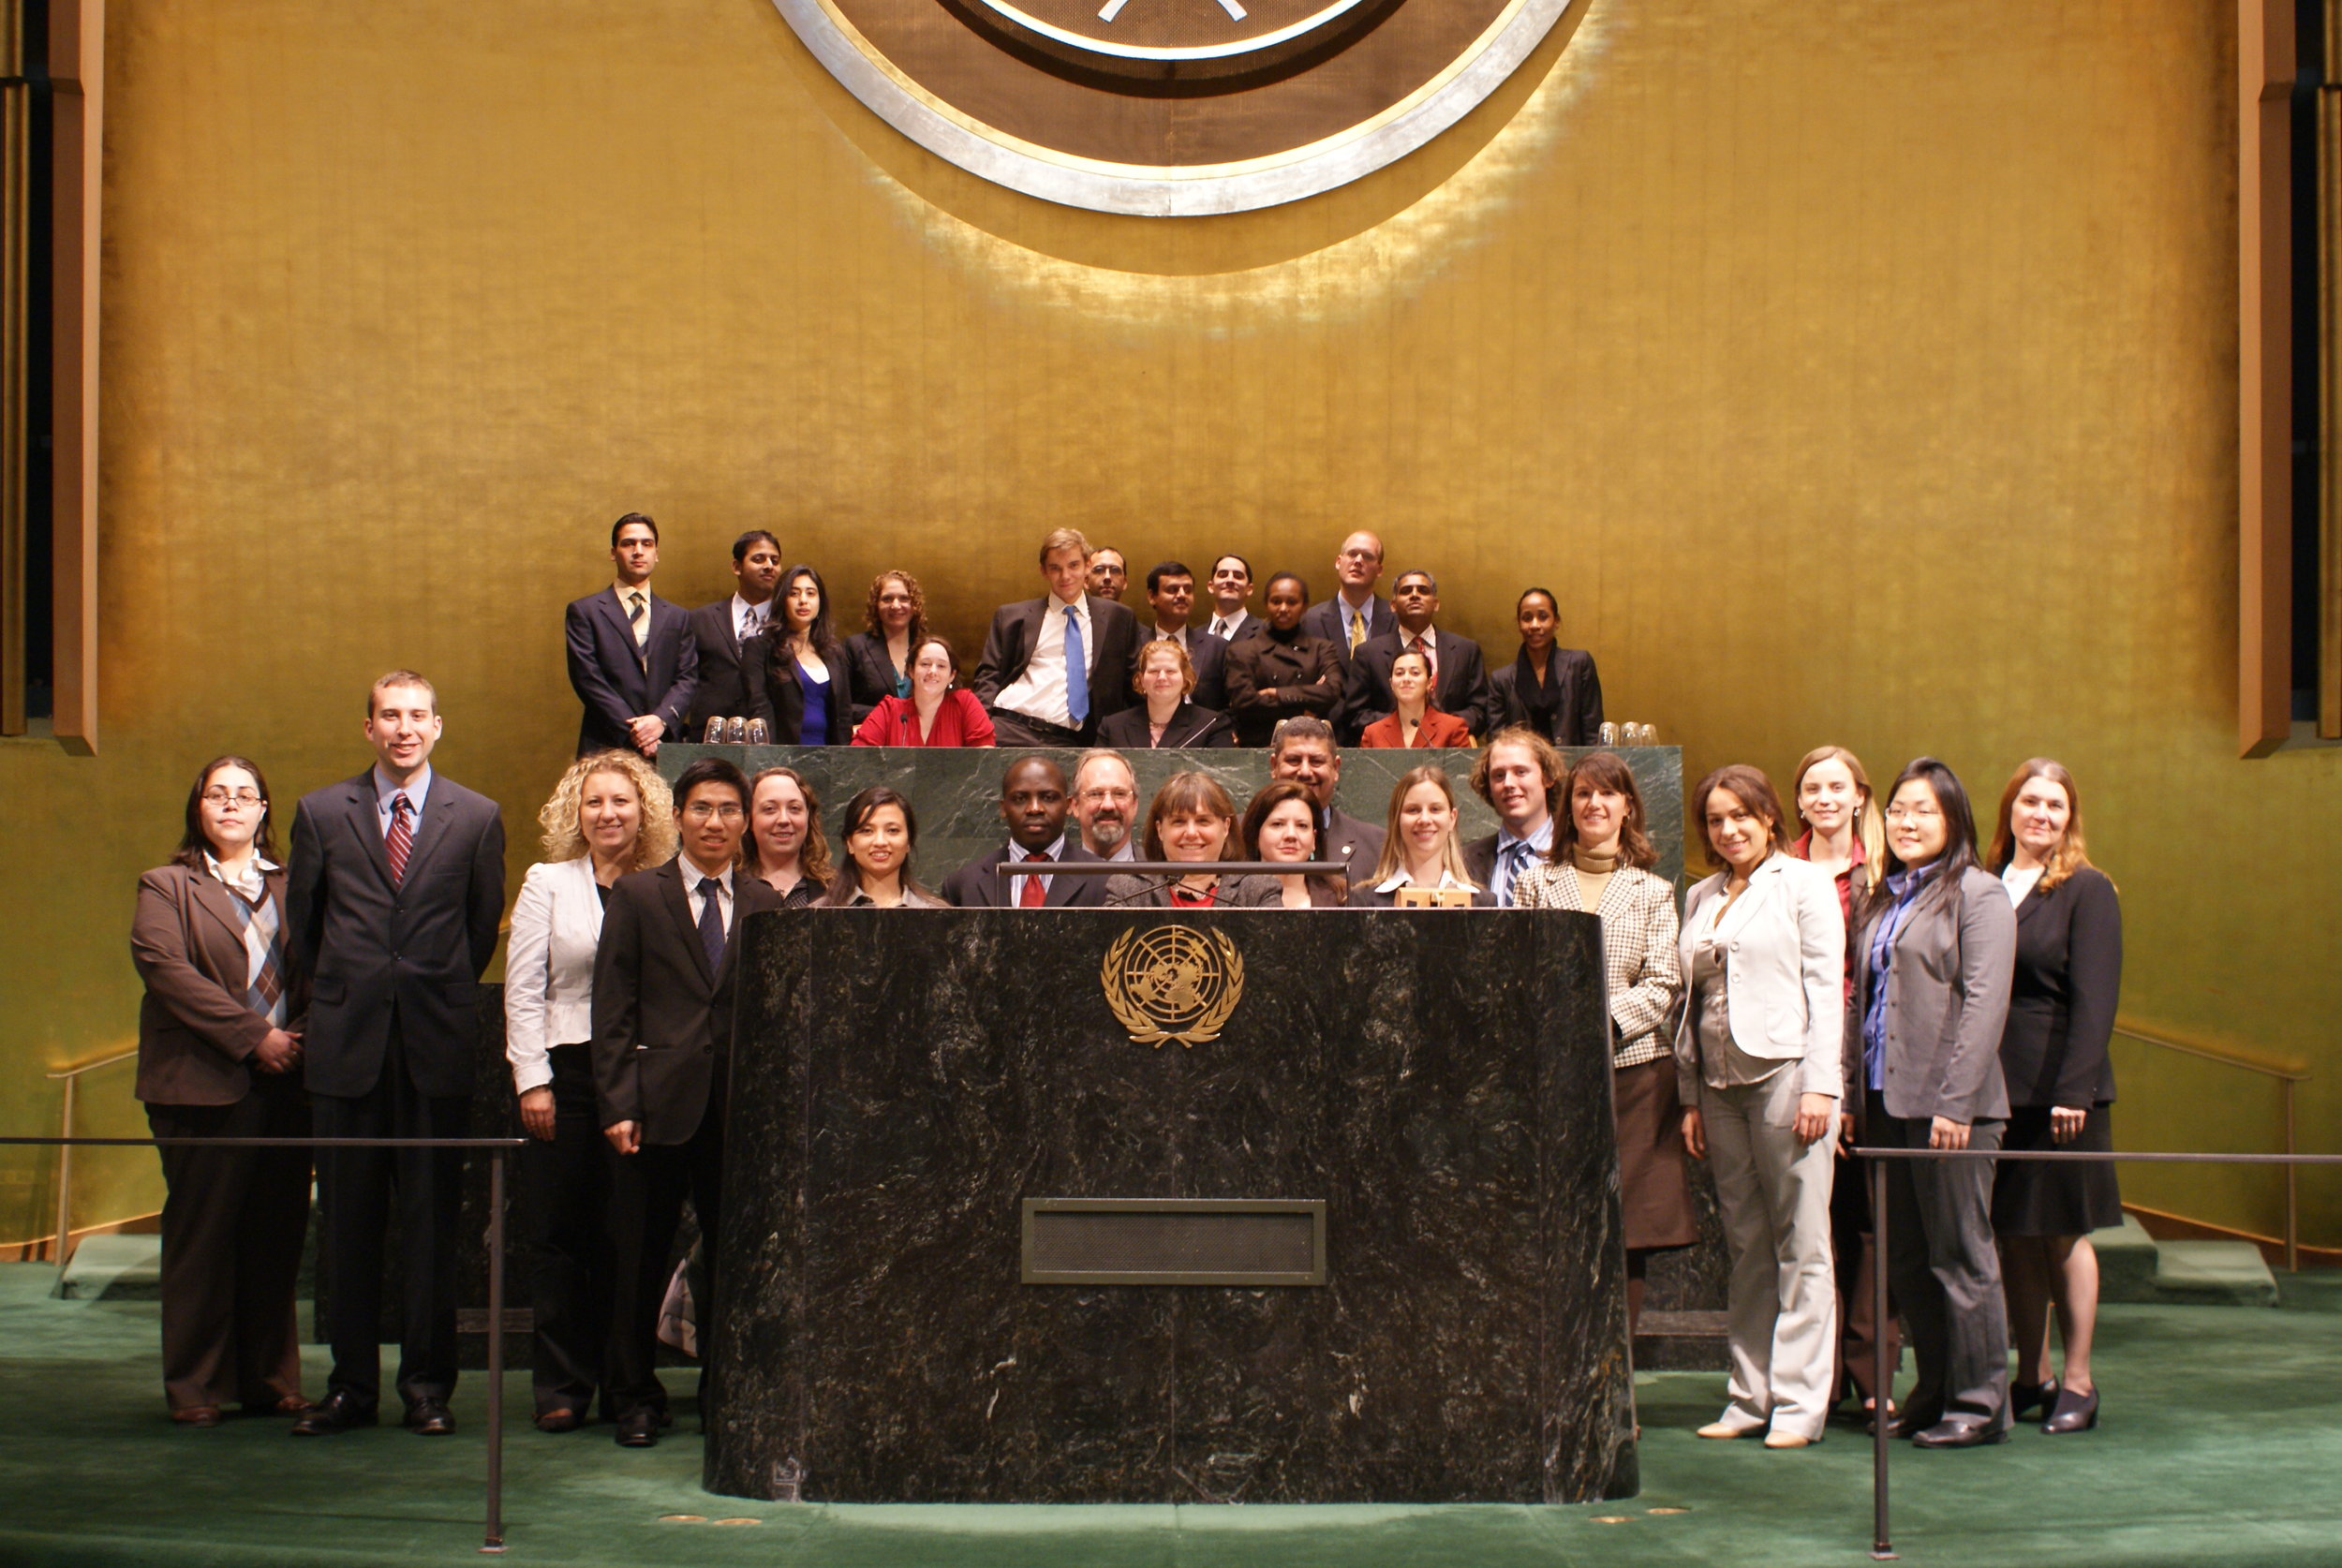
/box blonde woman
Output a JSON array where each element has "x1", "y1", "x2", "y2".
[
  {"x1": 1347, "y1": 765, "x2": 1495, "y2": 906},
  {"x1": 504, "y1": 751, "x2": 674, "y2": 1432},
  {"x1": 1513, "y1": 750, "x2": 1690, "y2": 1335}
]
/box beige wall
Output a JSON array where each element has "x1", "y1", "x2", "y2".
[{"x1": 7, "y1": 0, "x2": 2335, "y2": 1247}]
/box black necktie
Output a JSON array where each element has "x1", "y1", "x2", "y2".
[{"x1": 697, "y1": 878, "x2": 726, "y2": 972}]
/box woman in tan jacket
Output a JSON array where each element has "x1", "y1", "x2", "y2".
[{"x1": 130, "y1": 756, "x2": 311, "y2": 1427}]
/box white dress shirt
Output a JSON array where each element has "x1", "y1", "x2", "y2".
[
  {"x1": 681, "y1": 858, "x2": 735, "y2": 936},
  {"x1": 995, "y1": 595, "x2": 1095, "y2": 727},
  {"x1": 1007, "y1": 833, "x2": 1068, "y2": 906},
  {"x1": 2001, "y1": 864, "x2": 2045, "y2": 907},
  {"x1": 1208, "y1": 608, "x2": 1253, "y2": 642},
  {"x1": 731, "y1": 592, "x2": 772, "y2": 644}
]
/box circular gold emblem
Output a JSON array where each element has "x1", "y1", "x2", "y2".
[{"x1": 1101, "y1": 925, "x2": 1245, "y2": 1047}]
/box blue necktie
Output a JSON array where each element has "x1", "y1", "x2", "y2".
[
  {"x1": 697, "y1": 878, "x2": 726, "y2": 973},
  {"x1": 1496, "y1": 840, "x2": 1532, "y2": 905},
  {"x1": 1063, "y1": 605, "x2": 1089, "y2": 726}
]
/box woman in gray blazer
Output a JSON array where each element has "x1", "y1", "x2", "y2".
[
  {"x1": 130, "y1": 756, "x2": 311, "y2": 1426},
  {"x1": 505, "y1": 751, "x2": 674, "y2": 1431},
  {"x1": 1676, "y1": 766, "x2": 1845, "y2": 1449},
  {"x1": 1848, "y1": 758, "x2": 2017, "y2": 1449}
]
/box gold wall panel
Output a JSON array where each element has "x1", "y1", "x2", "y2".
[{"x1": 4, "y1": 0, "x2": 2335, "y2": 1247}]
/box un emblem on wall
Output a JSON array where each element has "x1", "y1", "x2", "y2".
[
  {"x1": 765, "y1": 0, "x2": 1579, "y2": 214},
  {"x1": 1101, "y1": 925, "x2": 1246, "y2": 1047}
]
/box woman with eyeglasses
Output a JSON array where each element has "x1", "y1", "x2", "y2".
[
  {"x1": 747, "y1": 565, "x2": 854, "y2": 745},
  {"x1": 504, "y1": 751, "x2": 674, "y2": 1431},
  {"x1": 130, "y1": 757, "x2": 312, "y2": 1427},
  {"x1": 1849, "y1": 758, "x2": 2017, "y2": 1449}
]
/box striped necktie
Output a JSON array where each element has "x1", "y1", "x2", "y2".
[
  {"x1": 387, "y1": 792, "x2": 414, "y2": 884},
  {"x1": 627, "y1": 590, "x2": 649, "y2": 670},
  {"x1": 1348, "y1": 610, "x2": 1366, "y2": 654}
]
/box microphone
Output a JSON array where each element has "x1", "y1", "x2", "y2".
[{"x1": 1104, "y1": 874, "x2": 1177, "y2": 908}]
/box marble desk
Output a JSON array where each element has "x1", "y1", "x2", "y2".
[{"x1": 704, "y1": 907, "x2": 1639, "y2": 1505}]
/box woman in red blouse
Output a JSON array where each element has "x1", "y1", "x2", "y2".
[{"x1": 850, "y1": 636, "x2": 997, "y2": 747}]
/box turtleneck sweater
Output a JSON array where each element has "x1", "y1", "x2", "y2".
[{"x1": 1571, "y1": 843, "x2": 1619, "y2": 909}]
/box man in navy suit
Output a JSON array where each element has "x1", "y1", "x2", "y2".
[
  {"x1": 939, "y1": 756, "x2": 1111, "y2": 908},
  {"x1": 1297, "y1": 530, "x2": 1396, "y2": 741},
  {"x1": 565, "y1": 513, "x2": 698, "y2": 758},
  {"x1": 1345, "y1": 570, "x2": 1494, "y2": 739},
  {"x1": 683, "y1": 529, "x2": 783, "y2": 740},
  {"x1": 287, "y1": 672, "x2": 505, "y2": 1437},
  {"x1": 1140, "y1": 560, "x2": 1227, "y2": 712}
]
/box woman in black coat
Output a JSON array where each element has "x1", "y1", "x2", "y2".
[
  {"x1": 1987, "y1": 759, "x2": 2121, "y2": 1437},
  {"x1": 1095, "y1": 639, "x2": 1236, "y2": 749},
  {"x1": 746, "y1": 565, "x2": 854, "y2": 744},
  {"x1": 1485, "y1": 587, "x2": 1603, "y2": 747}
]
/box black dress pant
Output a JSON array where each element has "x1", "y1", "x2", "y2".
[
  {"x1": 605, "y1": 1091, "x2": 724, "y2": 1421},
  {"x1": 522, "y1": 1044, "x2": 614, "y2": 1419},
  {"x1": 144, "y1": 1072, "x2": 311, "y2": 1413},
  {"x1": 1868, "y1": 1093, "x2": 2009, "y2": 1432},
  {"x1": 312, "y1": 1025, "x2": 469, "y2": 1413}
]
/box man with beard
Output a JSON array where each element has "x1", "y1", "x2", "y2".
[{"x1": 1069, "y1": 750, "x2": 1140, "y2": 865}]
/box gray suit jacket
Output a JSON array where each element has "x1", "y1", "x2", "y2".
[{"x1": 1845, "y1": 864, "x2": 2016, "y2": 1123}]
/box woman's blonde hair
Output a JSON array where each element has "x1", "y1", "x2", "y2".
[
  {"x1": 1988, "y1": 758, "x2": 2108, "y2": 893},
  {"x1": 1130, "y1": 637, "x2": 1197, "y2": 698},
  {"x1": 1369, "y1": 765, "x2": 1480, "y2": 888},
  {"x1": 536, "y1": 750, "x2": 674, "y2": 868},
  {"x1": 745, "y1": 765, "x2": 834, "y2": 883},
  {"x1": 1789, "y1": 744, "x2": 1885, "y2": 892}
]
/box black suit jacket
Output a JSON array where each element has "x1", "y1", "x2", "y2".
[
  {"x1": 590, "y1": 861, "x2": 785, "y2": 1146},
  {"x1": 1320, "y1": 806, "x2": 1386, "y2": 884},
  {"x1": 971, "y1": 595, "x2": 1142, "y2": 736},
  {"x1": 1345, "y1": 629, "x2": 1492, "y2": 739},
  {"x1": 1095, "y1": 702, "x2": 1236, "y2": 750},
  {"x1": 937, "y1": 842, "x2": 1111, "y2": 909},
  {"x1": 1144, "y1": 626, "x2": 1226, "y2": 711},
  {"x1": 1488, "y1": 646, "x2": 1604, "y2": 747},
  {"x1": 683, "y1": 599, "x2": 764, "y2": 736},
  {"x1": 1999, "y1": 865, "x2": 2122, "y2": 1108},
  {"x1": 565, "y1": 586, "x2": 698, "y2": 756},
  {"x1": 1222, "y1": 629, "x2": 1342, "y2": 747},
  {"x1": 286, "y1": 771, "x2": 505, "y2": 1099},
  {"x1": 744, "y1": 633, "x2": 856, "y2": 745},
  {"x1": 842, "y1": 631, "x2": 910, "y2": 726},
  {"x1": 1299, "y1": 595, "x2": 1394, "y2": 737}
]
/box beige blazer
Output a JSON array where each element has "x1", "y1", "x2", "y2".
[
  {"x1": 1672, "y1": 854, "x2": 1845, "y2": 1102},
  {"x1": 1512, "y1": 860, "x2": 1682, "y2": 1067}
]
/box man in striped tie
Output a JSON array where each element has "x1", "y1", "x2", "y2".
[
  {"x1": 286, "y1": 671, "x2": 507, "y2": 1439},
  {"x1": 563, "y1": 512, "x2": 700, "y2": 759}
]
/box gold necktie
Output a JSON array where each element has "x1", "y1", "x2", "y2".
[{"x1": 1348, "y1": 612, "x2": 1366, "y2": 654}]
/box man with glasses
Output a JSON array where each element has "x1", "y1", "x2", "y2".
[
  {"x1": 939, "y1": 756, "x2": 1111, "y2": 907},
  {"x1": 1070, "y1": 749, "x2": 1141, "y2": 864},
  {"x1": 1085, "y1": 546, "x2": 1129, "y2": 602},
  {"x1": 287, "y1": 672, "x2": 506, "y2": 1438},
  {"x1": 1299, "y1": 531, "x2": 1395, "y2": 741},
  {"x1": 591, "y1": 756, "x2": 782, "y2": 1449}
]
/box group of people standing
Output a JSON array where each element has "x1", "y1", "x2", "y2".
[{"x1": 563, "y1": 517, "x2": 1607, "y2": 758}]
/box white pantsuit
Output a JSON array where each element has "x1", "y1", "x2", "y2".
[{"x1": 1675, "y1": 853, "x2": 1845, "y2": 1442}]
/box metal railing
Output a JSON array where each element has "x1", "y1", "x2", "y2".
[
  {"x1": 2111, "y1": 1021, "x2": 2312, "y2": 1270},
  {"x1": 0, "y1": 1134, "x2": 524, "y2": 1555},
  {"x1": 1856, "y1": 1145, "x2": 2342, "y2": 1561},
  {"x1": 39, "y1": 1048, "x2": 136, "y2": 1287}
]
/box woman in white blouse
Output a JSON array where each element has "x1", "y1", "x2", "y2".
[
  {"x1": 505, "y1": 750, "x2": 674, "y2": 1433},
  {"x1": 1674, "y1": 764, "x2": 1845, "y2": 1448},
  {"x1": 1345, "y1": 766, "x2": 1497, "y2": 907}
]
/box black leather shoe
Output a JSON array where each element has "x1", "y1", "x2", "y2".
[
  {"x1": 615, "y1": 1408, "x2": 660, "y2": 1448},
  {"x1": 290, "y1": 1391, "x2": 377, "y2": 1437},
  {"x1": 1910, "y1": 1416, "x2": 2008, "y2": 1448},
  {"x1": 405, "y1": 1398, "x2": 456, "y2": 1436},
  {"x1": 2008, "y1": 1379, "x2": 2058, "y2": 1421},
  {"x1": 2042, "y1": 1384, "x2": 2099, "y2": 1434}
]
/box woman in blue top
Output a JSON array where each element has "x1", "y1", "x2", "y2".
[{"x1": 748, "y1": 565, "x2": 853, "y2": 744}]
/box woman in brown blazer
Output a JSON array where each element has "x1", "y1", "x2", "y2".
[
  {"x1": 129, "y1": 756, "x2": 312, "y2": 1427},
  {"x1": 1357, "y1": 647, "x2": 1473, "y2": 748}
]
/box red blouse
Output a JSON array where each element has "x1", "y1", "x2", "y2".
[{"x1": 850, "y1": 690, "x2": 998, "y2": 747}]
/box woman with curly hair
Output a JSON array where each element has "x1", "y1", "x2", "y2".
[
  {"x1": 503, "y1": 750, "x2": 674, "y2": 1432},
  {"x1": 843, "y1": 570, "x2": 926, "y2": 727}
]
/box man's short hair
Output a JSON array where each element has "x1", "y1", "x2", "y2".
[
  {"x1": 1145, "y1": 561, "x2": 1193, "y2": 597},
  {"x1": 1073, "y1": 748, "x2": 1135, "y2": 793},
  {"x1": 1469, "y1": 726, "x2": 1566, "y2": 810},
  {"x1": 672, "y1": 755, "x2": 750, "y2": 812},
  {"x1": 732, "y1": 528, "x2": 779, "y2": 562},
  {"x1": 611, "y1": 511, "x2": 659, "y2": 547},
  {"x1": 1210, "y1": 553, "x2": 1253, "y2": 581},
  {"x1": 367, "y1": 670, "x2": 437, "y2": 718},
  {"x1": 1268, "y1": 715, "x2": 1336, "y2": 757},
  {"x1": 1392, "y1": 569, "x2": 1437, "y2": 593},
  {"x1": 1001, "y1": 754, "x2": 1067, "y2": 794},
  {"x1": 1041, "y1": 526, "x2": 1094, "y2": 565}
]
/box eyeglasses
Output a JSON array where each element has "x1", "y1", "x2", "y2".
[
  {"x1": 1076, "y1": 788, "x2": 1135, "y2": 805},
  {"x1": 1884, "y1": 804, "x2": 1942, "y2": 823},
  {"x1": 683, "y1": 802, "x2": 745, "y2": 822},
  {"x1": 201, "y1": 789, "x2": 263, "y2": 807}
]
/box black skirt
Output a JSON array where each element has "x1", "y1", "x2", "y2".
[{"x1": 1991, "y1": 1104, "x2": 2122, "y2": 1237}]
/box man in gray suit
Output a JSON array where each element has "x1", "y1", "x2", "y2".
[
  {"x1": 1266, "y1": 716, "x2": 1383, "y2": 883},
  {"x1": 288, "y1": 672, "x2": 505, "y2": 1437}
]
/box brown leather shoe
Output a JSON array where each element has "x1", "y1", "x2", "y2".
[
  {"x1": 242, "y1": 1394, "x2": 316, "y2": 1418},
  {"x1": 171, "y1": 1406, "x2": 222, "y2": 1428},
  {"x1": 535, "y1": 1409, "x2": 582, "y2": 1434}
]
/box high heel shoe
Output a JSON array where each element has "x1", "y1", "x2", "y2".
[
  {"x1": 2041, "y1": 1384, "x2": 2099, "y2": 1434},
  {"x1": 2008, "y1": 1378, "x2": 2059, "y2": 1421}
]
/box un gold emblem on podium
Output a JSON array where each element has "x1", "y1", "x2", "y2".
[{"x1": 1102, "y1": 925, "x2": 1245, "y2": 1048}]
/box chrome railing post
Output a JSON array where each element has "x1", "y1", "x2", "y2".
[
  {"x1": 1871, "y1": 1147, "x2": 1893, "y2": 1561},
  {"x1": 2283, "y1": 1078, "x2": 2298, "y2": 1275},
  {"x1": 483, "y1": 1145, "x2": 507, "y2": 1554},
  {"x1": 51, "y1": 1073, "x2": 74, "y2": 1289}
]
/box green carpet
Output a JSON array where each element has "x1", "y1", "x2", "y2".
[{"x1": 6, "y1": 1263, "x2": 2339, "y2": 1567}]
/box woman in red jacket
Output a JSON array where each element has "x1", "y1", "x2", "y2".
[
  {"x1": 1358, "y1": 648, "x2": 1471, "y2": 748},
  {"x1": 851, "y1": 636, "x2": 997, "y2": 747}
]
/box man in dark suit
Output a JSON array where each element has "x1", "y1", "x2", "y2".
[
  {"x1": 287, "y1": 672, "x2": 505, "y2": 1437},
  {"x1": 1346, "y1": 570, "x2": 1494, "y2": 739},
  {"x1": 682, "y1": 529, "x2": 782, "y2": 739},
  {"x1": 1462, "y1": 727, "x2": 1565, "y2": 905},
  {"x1": 1266, "y1": 717, "x2": 1383, "y2": 883},
  {"x1": 973, "y1": 527, "x2": 1142, "y2": 746},
  {"x1": 565, "y1": 512, "x2": 699, "y2": 758},
  {"x1": 592, "y1": 756, "x2": 782, "y2": 1449},
  {"x1": 1298, "y1": 530, "x2": 1395, "y2": 739},
  {"x1": 1139, "y1": 560, "x2": 1227, "y2": 711},
  {"x1": 939, "y1": 756, "x2": 1111, "y2": 907},
  {"x1": 1203, "y1": 554, "x2": 1257, "y2": 645}
]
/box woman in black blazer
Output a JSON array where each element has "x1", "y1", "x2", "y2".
[
  {"x1": 1095, "y1": 640, "x2": 1236, "y2": 749},
  {"x1": 747, "y1": 565, "x2": 854, "y2": 744},
  {"x1": 128, "y1": 757, "x2": 311, "y2": 1426},
  {"x1": 1486, "y1": 587, "x2": 1603, "y2": 747},
  {"x1": 1987, "y1": 759, "x2": 2121, "y2": 1436},
  {"x1": 840, "y1": 570, "x2": 924, "y2": 726}
]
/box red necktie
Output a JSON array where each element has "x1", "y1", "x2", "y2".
[
  {"x1": 387, "y1": 792, "x2": 414, "y2": 885},
  {"x1": 1020, "y1": 851, "x2": 1051, "y2": 908}
]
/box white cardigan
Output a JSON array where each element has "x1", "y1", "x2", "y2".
[
  {"x1": 504, "y1": 856, "x2": 607, "y2": 1094},
  {"x1": 1671, "y1": 853, "x2": 1845, "y2": 1103}
]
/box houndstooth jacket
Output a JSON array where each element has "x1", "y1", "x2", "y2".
[{"x1": 1512, "y1": 860, "x2": 1683, "y2": 1069}]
